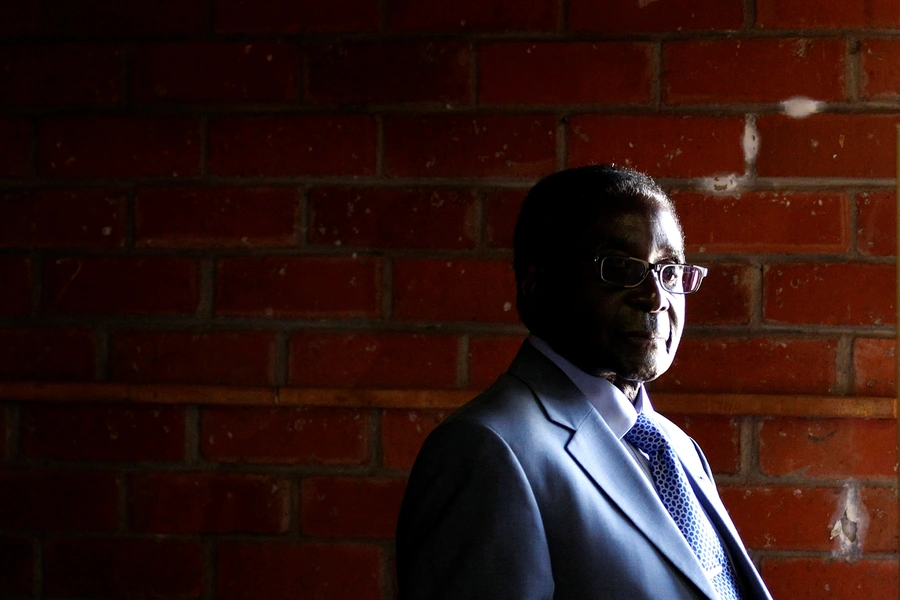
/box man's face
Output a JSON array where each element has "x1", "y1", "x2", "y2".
[{"x1": 538, "y1": 197, "x2": 686, "y2": 384}]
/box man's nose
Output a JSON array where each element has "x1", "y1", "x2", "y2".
[{"x1": 630, "y1": 270, "x2": 670, "y2": 313}]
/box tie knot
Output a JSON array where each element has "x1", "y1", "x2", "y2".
[{"x1": 623, "y1": 413, "x2": 669, "y2": 454}]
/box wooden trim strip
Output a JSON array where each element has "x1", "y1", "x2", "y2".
[{"x1": 0, "y1": 382, "x2": 895, "y2": 418}]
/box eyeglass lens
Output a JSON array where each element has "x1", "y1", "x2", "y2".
[{"x1": 600, "y1": 257, "x2": 703, "y2": 293}]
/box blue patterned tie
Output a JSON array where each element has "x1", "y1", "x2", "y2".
[{"x1": 624, "y1": 413, "x2": 743, "y2": 600}]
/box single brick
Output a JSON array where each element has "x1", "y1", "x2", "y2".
[
  {"x1": 201, "y1": 407, "x2": 368, "y2": 465},
  {"x1": 664, "y1": 39, "x2": 845, "y2": 104},
  {"x1": 764, "y1": 263, "x2": 894, "y2": 326},
  {"x1": 384, "y1": 115, "x2": 557, "y2": 177},
  {"x1": 393, "y1": 259, "x2": 518, "y2": 323},
  {"x1": 485, "y1": 188, "x2": 528, "y2": 248},
  {"x1": 38, "y1": 116, "x2": 200, "y2": 178},
  {"x1": 389, "y1": 0, "x2": 557, "y2": 31},
  {"x1": 0, "y1": 189, "x2": 126, "y2": 249},
  {"x1": 208, "y1": 115, "x2": 376, "y2": 176},
  {"x1": 719, "y1": 486, "x2": 844, "y2": 551},
  {"x1": 217, "y1": 542, "x2": 382, "y2": 600},
  {"x1": 684, "y1": 263, "x2": 753, "y2": 326},
  {"x1": 23, "y1": 404, "x2": 186, "y2": 462},
  {"x1": 130, "y1": 472, "x2": 290, "y2": 534},
  {"x1": 853, "y1": 338, "x2": 895, "y2": 396},
  {"x1": 569, "y1": 0, "x2": 743, "y2": 32},
  {"x1": 665, "y1": 415, "x2": 740, "y2": 475},
  {"x1": 857, "y1": 191, "x2": 895, "y2": 257},
  {"x1": 0, "y1": 470, "x2": 120, "y2": 532},
  {"x1": 479, "y1": 42, "x2": 651, "y2": 105},
  {"x1": 308, "y1": 187, "x2": 478, "y2": 249},
  {"x1": 215, "y1": 0, "x2": 379, "y2": 33},
  {"x1": 468, "y1": 336, "x2": 525, "y2": 390},
  {"x1": 656, "y1": 337, "x2": 837, "y2": 395},
  {"x1": 759, "y1": 417, "x2": 897, "y2": 479},
  {"x1": 216, "y1": 256, "x2": 381, "y2": 318},
  {"x1": 0, "y1": 537, "x2": 32, "y2": 596},
  {"x1": 568, "y1": 115, "x2": 746, "y2": 179},
  {"x1": 761, "y1": 558, "x2": 898, "y2": 600},
  {"x1": 0, "y1": 118, "x2": 31, "y2": 178},
  {"x1": 381, "y1": 409, "x2": 451, "y2": 471},
  {"x1": 135, "y1": 187, "x2": 298, "y2": 248},
  {"x1": 861, "y1": 486, "x2": 898, "y2": 552},
  {"x1": 132, "y1": 42, "x2": 299, "y2": 103},
  {"x1": 756, "y1": 114, "x2": 900, "y2": 178},
  {"x1": 300, "y1": 476, "x2": 407, "y2": 539},
  {"x1": 675, "y1": 191, "x2": 850, "y2": 254},
  {"x1": 110, "y1": 331, "x2": 277, "y2": 385},
  {"x1": 0, "y1": 1, "x2": 39, "y2": 37},
  {"x1": 289, "y1": 332, "x2": 459, "y2": 388},
  {"x1": 43, "y1": 0, "x2": 205, "y2": 35},
  {"x1": 0, "y1": 329, "x2": 95, "y2": 381},
  {"x1": 861, "y1": 38, "x2": 900, "y2": 99},
  {"x1": 757, "y1": 0, "x2": 900, "y2": 29},
  {"x1": 0, "y1": 256, "x2": 30, "y2": 315},
  {"x1": 308, "y1": 41, "x2": 470, "y2": 104},
  {"x1": 44, "y1": 538, "x2": 203, "y2": 598},
  {"x1": 43, "y1": 257, "x2": 200, "y2": 315},
  {"x1": 0, "y1": 44, "x2": 122, "y2": 106}
]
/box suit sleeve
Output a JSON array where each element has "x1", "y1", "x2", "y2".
[{"x1": 395, "y1": 417, "x2": 554, "y2": 600}]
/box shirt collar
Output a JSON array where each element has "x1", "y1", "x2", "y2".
[{"x1": 527, "y1": 335, "x2": 656, "y2": 439}]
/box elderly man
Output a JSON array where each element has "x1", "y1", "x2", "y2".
[{"x1": 395, "y1": 165, "x2": 772, "y2": 600}]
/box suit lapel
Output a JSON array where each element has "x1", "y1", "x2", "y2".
[{"x1": 508, "y1": 345, "x2": 720, "y2": 600}]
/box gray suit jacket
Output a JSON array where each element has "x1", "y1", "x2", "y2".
[{"x1": 396, "y1": 342, "x2": 772, "y2": 600}]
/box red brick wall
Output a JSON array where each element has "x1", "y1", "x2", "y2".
[{"x1": 1, "y1": 0, "x2": 898, "y2": 598}]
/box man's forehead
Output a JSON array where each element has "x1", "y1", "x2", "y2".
[{"x1": 581, "y1": 201, "x2": 684, "y2": 256}]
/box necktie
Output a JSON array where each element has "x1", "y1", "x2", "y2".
[{"x1": 624, "y1": 413, "x2": 743, "y2": 600}]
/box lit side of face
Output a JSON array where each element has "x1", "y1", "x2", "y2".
[{"x1": 535, "y1": 199, "x2": 686, "y2": 386}]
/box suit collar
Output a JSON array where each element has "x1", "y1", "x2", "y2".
[{"x1": 507, "y1": 342, "x2": 721, "y2": 600}]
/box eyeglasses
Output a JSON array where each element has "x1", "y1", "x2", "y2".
[{"x1": 593, "y1": 256, "x2": 708, "y2": 294}]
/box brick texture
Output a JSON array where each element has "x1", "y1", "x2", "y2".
[
  {"x1": 0, "y1": 537, "x2": 32, "y2": 596},
  {"x1": 132, "y1": 43, "x2": 300, "y2": 103},
  {"x1": 0, "y1": 118, "x2": 31, "y2": 178},
  {"x1": 43, "y1": 257, "x2": 199, "y2": 315},
  {"x1": 43, "y1": 0, "x2": 207, "y2": 35},
  {"x1": 684, "y1": 263, "x2": 753, "y2": 326},
  {"x1": 308, "y1": 187, "x2": 478, "y2": 249},
  {"x1": 300, "y1": 476, "x2": 407, "y2": 538},
  {"x1": 381, "y1": 409, "x2": 451, "y2": 471},
  {"x1": 0, "y1": 257, "x2": 31, "y2": 315},
  {"x1": 23, "y1": 404, "x2": 186, "y2": 462},
  {"x1": 756, "y1": 114, "x2": 900, "y2": 178},
  {"x1": 665, "y1": 415, "x2": 740, "y2": 475},
  {"x1": 130, "y1": 473, "x2": 290, "y2": 534},
  {"x1": 393, "y1": 259, "x2": 518, "y2": 322},
  {"x1": 216, "y1": 256, "x2": 381, "y2": 318},
  {"x1": 201, "y1": 407, "x2": 368, "y2": 464},
  {"x1": 569, "y1": 115, "x2": 746, "y2": 178},
  {"x1": 759, "y1": 418, "x2": 897, "y2": 479},
  {"x1": 756, "y1": 0, "x2": 900, "y2": 29},
  {"x1": 479, "y1": 43, "x2": 652, "y2": 105},
  {"x1": 569, "y1": 0, "x2": 744, "y2": 32},
  {"x1": 0, "y1": 470, "x2": 120, "y2": 531},
  {"x1": 208, "y1": 115, "x2": 376, "y2": 176},
  {"x1": 761, "y1": 558, "x2": 898, "y2": 600},
  {"x1": 657, "y1": 337, "x2": 838, "y2": 395},
  {"x1": 675, "y1": 191, "x2": 849, "y2": 254},
  {"x1": 468, "y1": 336, "x2": 524, "y2": 389},
  {"x1": 135, "y1": 187, "x2": 298, "y2": 248},
  {"x1": 0, "y1": 329, "x2": 95, "y2": 381},
  {"x1": 215, "y1": 0, "x2": 380, "y2": 33},
  {"x1": 857, "y1": 191, "x2": 895, "y2": 257},
  {"x1": 485, "y1": 188, "x2": 529, "y2": 248},
  {"x1": 764, "y1": 263, "x2": 894, "y2": 326},
  {"x1": 288, "y1": 332, "x2": 459, "y2": 388},
  {"x1": 853, "y1": 338, "x2": 895, "y2": 396},
  {"x1": 663, "y1": 39, "x2": 845, "y2": 104},
  {"x1": 0, "y1": 189, "x2": 126, "y2": 249},
  {"x1": 38, "y1": 117, "x2": 200, "y2": 178},
  {"x1": 44, "y1": 538, "x2": 204, "y2": 598},
  {"x1": 861, "y1": 38, "x2": 900, "y2": 99},
  {"x1": 389, "y1": 0, "x2": 557, "y2": 31},
  {"x1": 110, "y1": 331, "x2": 277, "y2": 385},
  {"x1": 384, "y1": 115, "x2": 557, "y2": 177},
  {"x1": 308, "y1": 42, "x2": 470, "y2": 104},
  {"x1": 0, "y1": 44, "x2": 122, "y2": 106},
  {"x1": 217, "y1": 542, "x2": 382, "y2": 600}
]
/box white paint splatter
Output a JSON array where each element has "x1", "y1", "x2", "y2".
[{"x1": 782, "y1": 97, "x2": 822, "y2": 119}]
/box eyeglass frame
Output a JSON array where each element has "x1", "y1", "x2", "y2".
[{"x1": 591, "y1": 255, "x2": 709, "y2": 294}]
